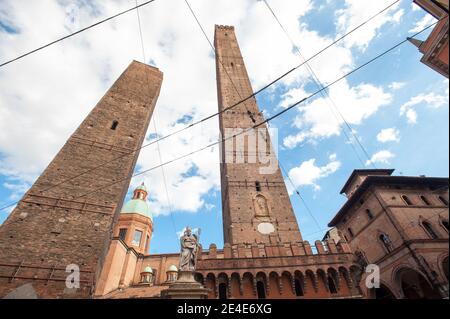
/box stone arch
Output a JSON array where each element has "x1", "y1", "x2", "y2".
[
  {"x1": 338, "y1": 266, "x2": 352, "y2": 289},
  {"x1": 438, "y1": 215, "x2": 449, "y2": 233},
  {"x1": 268, "y1": 271, "x2": 281, "y2": 297},
  {"x1": 217, "y1": 273, "x2": 229, "y2": 299},
  {"x1": 349, "y1": 265, "x2": 363, "y2": 288},
  {"x1": 230, "y1": 272, "x2": 242, "y2": 297},
  {"x1": 305, "y1": 269, "x2": 318, "y2": 293},
  {"x1": 205, "y1": 273, "x2": 216, "y2": 299},
  {"x1": 194, "y1": 272, "x2": 204, "y2": 285},
  {"x1": 293, "y1": 270, "x2": 305, "y2": 297},
  {"x1": 438, "y1": 254, "x2": 449, "y2": 283},
  {"x1": 419, "y1": 215, "x2": 440, "y2": 239},
  {"x1": 242, "y1": 272, "x2": 255, "y2": 298},
  {"x1": 281, "y1": 271, "x2": 295, "y2": 297},
  {"x1": 316, "y1": 269, "x2": 329, "y2": 293},
  {"x1": 255, "y1": 272, "x2": 268, "y2": 299},
  {"x1": 327, "y1": 267, "x2": 340, "y2": 293},
  {"x1": 395, "y1": 267, "x2": 441, "y2": 299},
  {"x1": 373, "y1": 282, "x2": 397, "y2": 299}
]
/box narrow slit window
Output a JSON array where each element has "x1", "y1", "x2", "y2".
[
  {"x1": 111, "y1": 120, "x2": 119, "y2": 130},
  {"x1": 347, "y1": 227, "x2": 354, "y2": 238},
  {"x1": 438, "y1": 196, "x2": 449, "y2": 206},
  {"x1": 118, "y1": 228, "x2": 127, "y2": 241},
  {"x1": 366, "y1": 209, "x2": 374, "y2": 220},
  {"x1": 441, "y1": 220, "x2": 449, "y2": 232},
  {"x1": 255, "y1": 181, "x2": 261, "y2": 192},
  {"x1": 422, "y1": 221, "x2": 438, "y2": 239},
  {"x1": 420, "y1": 195, "x2": 431, "y2": 206},
  {"x1": 401, "y1": 195, "x2": 413, "y2": 206}
]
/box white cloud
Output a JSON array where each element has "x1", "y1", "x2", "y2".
[
  {"x1": 365, "y1": 150, "x2": 395, "y2": 166},
  {"x1": 405, "y1": 108, "x2": 418, "y2": 124},
  {"x1": 377, "y1": 128, "x2": 400, "y2": 143},
  {"x1": 409, "y1": 14, "x2": 436, "y2": 33},
  {"x1": 400, "y1": 92, "x2": 448, "y2": 124},
  {"x1": 411, "y1": 3, "x2": 421, "y2": 11},
  {"x1": 1, "y1": 0, "x2": 347, "y2": 216},
  {"x1": 389, "y1": 81, "x2": 405, "y2": 90},
  {"x1": 288, "y1": 157, "x2": 341, "y2": 191},
  {"x1": 335, "y1": 0, "x2": 404, "y2": 51},
  {"x1": 282, "y1": 81, "x2": 392, "y2": 149}
]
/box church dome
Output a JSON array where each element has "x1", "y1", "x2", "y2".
[
  {"x1": 120, "y1": 183, "x2": 153, "y2": 221},
  {"x1": 167, "y1": 265, "x2": 178, "y2": 272}
]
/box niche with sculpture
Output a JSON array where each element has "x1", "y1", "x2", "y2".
[{"x1": 254, "y1": 194, "x2": 270, "y2": 218}]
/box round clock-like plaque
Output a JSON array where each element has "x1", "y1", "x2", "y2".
[{"x1": 257, "y1": 222, "x2": 275, "y2": 235}]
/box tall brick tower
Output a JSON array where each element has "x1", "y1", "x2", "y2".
[
  {"x1": 0, "y1": 61, "x2": 163, "y2": 298},
  {"x1": 214, "y1": 25, "x2": 302, "y2": 245}
]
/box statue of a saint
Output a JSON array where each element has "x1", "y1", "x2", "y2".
[{"x1": 179, "y1": 226, "x2": 200, "y2": 272}]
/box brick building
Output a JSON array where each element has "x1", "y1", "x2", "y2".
[
  {"x1": 327, "y1": 169, "x2": 449, "y2": 299},
  {"x1": 0, "y1": 25, "x2": 448, "y2": 300},
  {"x1": 408, "y1": 0, "x2": 449, "y2": 77}
]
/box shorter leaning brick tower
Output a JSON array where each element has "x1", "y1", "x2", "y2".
[{"x1": 0, "y1": 61, "x2": 163, "y2": 298}]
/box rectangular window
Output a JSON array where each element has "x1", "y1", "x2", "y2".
[
  {"x1": 132, "y1": 230, "x2": 143, "y2": 246},
  {"x1": 119, "y1": 228, "x2": 127, "y2": 241}
]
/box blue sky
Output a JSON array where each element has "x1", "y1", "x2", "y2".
[{"x1": 0, "y1": 0, "x2": 448, "y2": 254}]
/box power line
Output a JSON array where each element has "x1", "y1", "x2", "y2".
[
  {"x1": 0, "y1": 0, "x2": 157, "y2": 68},
  {"x1": 0, "y1": 12, "x2": 440, "y2": 212},
  {"x1": 183, "y1": 0, "x2": 254, "y2": 118},
  {"x1": 279, "y1": 161, "x2": 323, "y2": 231},
  {"x1": 134, "y1": 0, "x2": 178, "y2": 237},
  {"x1": 0, "y1": 0, "x2": 404, "y2": 211},
  {"x1": 184, "y1": 0, "x2": 326, "y2": 232},
  {"x1": 262, "y1": 0, "x2": 396, "y2": 168},
  {"x1": 64, "y1": 20, "x2": 440, "y2": 203}
]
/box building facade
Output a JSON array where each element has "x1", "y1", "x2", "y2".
[
  {"x1": 328, "y1": 169, "x2": 449, "y2": 299},
  {"x1": 408, "y1": 0, "x2": 449, "y2": 77}
]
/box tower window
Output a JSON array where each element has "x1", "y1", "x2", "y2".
[
  {"x1": 111, "y1": 120, "x2": 119, "y2": 130},
  {"x1": 328, "y1": 276, "x2": 338, "y2": 294},
  {"x1": 132, "y1": 230, "x2": 143, "y2": 246},
  {"x1": 119, "y1": 228, "x2": 127, "y2": 241},
  {"x1": 441, "y1": 220, "x2": 449, "y2": 232},
  {"x1": 420, "y1": 196, "x2": 431, "y2": 206},
  {"x1": 294, "y1": 279, "x2": 304, "y2": 296},
  {"x1": 401, "y1": 195, "x2": 413, "y2": 206},
  {"x1": 255, "y1": 181, "x2": 261, "y2": 192},
  {"x1": 218, "y1": 283, "x2": 227, "y2": 299},
  {"x1": 256, "y1": 281, "x2": 266, "y2": 299},
  {"x1": 438, "y1": 196, "x2": 449, "y2": 206},
  {"x1": 379, "y1": 233, "x2": 393, "y2": 253},
  {"x1": 366, "y1": 209, "x2": 374, "y2": 220},
  {"x1": 347, "y1": 227, "x2": 354, "y2": 238},
  {"x1": 422, "y1": 221, "x2": 438, "y2": 239}
]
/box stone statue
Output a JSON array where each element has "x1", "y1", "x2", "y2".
[{"x1": 179, "y1": 226, "x2": 200, "y2": 272}]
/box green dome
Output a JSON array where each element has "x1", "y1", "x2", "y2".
[
  {"x1": 121, "y1": 198, "x2": 153, "y2": 221},
  {"x1": 135, "y1": 183, "x2": 147, "y2": 192}
]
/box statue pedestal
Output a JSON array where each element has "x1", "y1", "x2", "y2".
[{"x1": 161, "y1": 271, "x2": 209, "y2": 299}]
